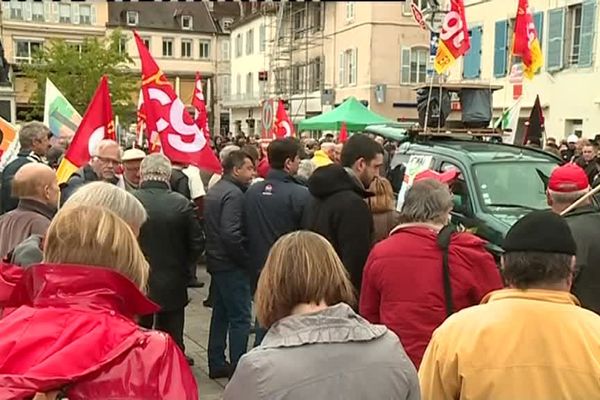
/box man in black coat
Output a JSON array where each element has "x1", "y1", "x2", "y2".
[
  {"x1": 547, "y1": 163, "x2": 600, "y2": 314},
  {"x1": 1, "y1": 122, "x2": 51, "y2": 213},
  {"x1": 134, "y1": 153, "x2": 204, "y2": 365},
  {"x1": 204, "y1": 150, "x2": 255, "y2": 379},
  {"x1": 245, "y1": 138, "x2": 310, "y2": 344},
  {"x1": 303, "y1": 134, "x2": 384, "y2": 294}
]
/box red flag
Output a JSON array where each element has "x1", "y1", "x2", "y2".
[
  {"x1": 137, "y1": 89, "x2": 161, "y2": 153},
  {"x1": 512, "y1": 0, "x2": 543, "y2": 79},
  {"x1": 434, "y1": 0, "x2": 470, "y2": 74},
  {"x1": 133, "y1": 31, "x2": 221, "y2": 173},
  {"x1": 339, "y1": 122, "x2": 349, "y2": 143},
  {"x1": 273, "y1": 100, "x2": 294, "y2": 138},
  {"x1": 56, "y1": 75, "x2": 114, "y2": 184},
  {"x1": 192, "y1": 72, "x2": 210, "y2": 141}
]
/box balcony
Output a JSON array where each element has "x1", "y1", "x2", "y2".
[{"x1": 221, "y1": 92, "x2": 263, "y2": 108}]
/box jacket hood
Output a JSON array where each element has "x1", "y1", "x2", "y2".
[
  {"x1": 5, "y1": 263, "x2": 159, "y2": 318},
  {"x1": 261, "y1": 303, "x2": 387, "y2": 349},
  {"x1": 308, "y1": 164, "x2": 371, "y2": 199}
]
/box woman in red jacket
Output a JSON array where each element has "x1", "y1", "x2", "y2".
[
  {"x1": 360, "y1": 179, "x2": 503, "y2": 368},
  {"x1": 0, "y1": 205, "x2": 198, "y2": 399}
]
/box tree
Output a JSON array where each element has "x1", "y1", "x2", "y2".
[{"x1": 23, "y1": 30, "x2": 137, "y2": 124}]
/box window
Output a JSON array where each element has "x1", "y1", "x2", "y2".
[
  {"x1": 181, "y1": 39, "x2": 192, "y2": 58},
  {"x1": 401, "y1": 47, "x2": 427, "y2": 84},
  {"x1": 221, "y1": 39, "x2": 230, "y2": 60},
  {"x1": 15, "y1": 40, "x2": 43, "y2": 63},
  {"x1": 126, "y1": 11, "x2": 139, "y2": 26},
  {"x1": 59, "y1": 4, "x2": 71, "y2": 23},
  {"x1": 220, "y1": 75, "x2": 230, "y2": 98},
  {"x1": 345, "y1": 48, "x2": 357, "y2": 85},
  {"x1": 246, "y1": 72, "x2": 254, "y2": 97},
  {"x1": 182, "y1": 15, "x2": 193, "y2": 30},
  {"x1": 162, "y1": 38, "x2": 173, "y2": 57},
  {"x1": 311, "y1": 3, "x2": 322, "y2": 32},
  {"x1": 403, "y1": 0, "x2": 429, "y2": 15},
  {"x1": 463, "y1": 27, "x2": 483, "y2": 79},
  {"x1": 292, "y1": 64, "x2": 303, "y2": 94},
  {"x1": 10, "y1": 2, "x2": 23, "y2": 20},
  {"x1": 309, "y1": 57, "x2": 322, "y2": 92},
  {"x1": 68, "y1": 42, "x2": 83, "y2": 54},
  {"x1": 199, "y1": 40, "x2": 210, "y2": 59},
  {"x1": 346, "y1": 2, "x2": 355, "y2": 21},
  {"x1": 79, "y1": 5, "x2": 91, "y2": 25},
  {"x1": 259, "y1": 24, "x2": 266, "y2": 52},
  {"x1": 32, "y1": 2, "x2": 44, "y2": 22},
  {"x1": 142, "y1": 37, "x2": 151, "y2": 50},
  {"x1": 222, "y1": 18, "x2": 233, "y2": 32},
  {"x1": 235, "y1": 34, "x2": 242, "y2": 57},
  {"x1": 246, "y1": 29, "x2": 254, "y2": 55},
  {"x1": 294, "y1": 9, "x2": 306, "y2": 39},
  {"x1": 566, "y1": 4, "x2": 583, "y2": 66},
  {"x1": 118, "y1": 38, "x2": 127, "y2": 55}
]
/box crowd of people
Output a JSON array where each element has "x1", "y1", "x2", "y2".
[{"x1": 0, "y1": 120, "x2": 600, "y2": 399}]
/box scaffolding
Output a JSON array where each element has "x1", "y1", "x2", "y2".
[{"x1": 265, "y1": 1, "x2": 326, "y2": 122}]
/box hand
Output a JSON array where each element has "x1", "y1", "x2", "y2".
[{"x1": 32, "y1": 392, "x2": 60, "y2": 400}]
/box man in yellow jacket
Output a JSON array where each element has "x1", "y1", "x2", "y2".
[
  {"x1": 419, "y1": 210, "x2": 600, "y2": 400},
  {"x1": 310, "y1": 142, "x2": 336, "y2": 168}
]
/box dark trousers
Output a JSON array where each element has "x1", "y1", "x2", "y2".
[
  {"x1": 207, "y1": 268, "x2": 252, "y2": 372},
  {"x1": 140, "y1": 308, "x2": 186, "y2": 352},
  {"x1": 253, "y1": 318, "x2": 268, "y2": 347}
]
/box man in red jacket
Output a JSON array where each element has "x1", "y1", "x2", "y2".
[{"x1": 360, "y1": 179, "x2": 503, "y2": 368}]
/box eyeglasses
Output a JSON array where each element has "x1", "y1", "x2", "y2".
[{"x1": 94, "y1": 156, "x2": 121, "y2": 166}]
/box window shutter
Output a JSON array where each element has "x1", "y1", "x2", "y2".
[
  {"x1": 493, "y1": 20, "x2": 508, "y2": 77},
  {"x1": 547, "y1": 8, "x2": 565, "y2": 71},
  {"x1": 578, "y1": 0, "x2": 597, "y2": 67},
  {"x1": 339, "y1": 52, "x2": 345, "y2": 86},
  {"x1": 23, "y1": 2, "x2": 32, "y2": 21},
  {"x1": 533, "y1": 11, "x2": 544, "y2": 46},
  {"x1": 72, "y1": 4, "x2": 80, "y2": 25},
  {"x1": 51, "y1": 2, "x2": 59, "y2": 23},
  {"x1": 91, "y1": 4, "x2": 96, "y2": 25},
  {"x1": 401, "y1": 47, "x2": 410, "y2": 84},
  {"x1": 352, "y1": 48, "x2": 358, "y2": 85},
  {"x1": 463, "y1": 26, "x2": 482, "y2": 79}
]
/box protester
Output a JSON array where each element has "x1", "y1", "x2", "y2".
[
  {"x1": 333, "y1": 143, "x2": 343, "y2": 163},
  {"x1": 0, "y1": 205, "x2": 198, "y2": 399},
  {"x1": 310, "y1": 142, "x2": 335, "y2": 168},
  {"x1": 575, "y1": 142, "x2": 599, "y2": 184},
  {"x1": 560, "y1": 134, "x2": 578, "y2": 162},
  {"x1": 121, "y1": 148, "x2": 146, "y2": 191},
  {"x1": 204, "y1": 150, "x2": 255, "y2": 378},
  {"x1": 303, "y1": 138, "x2": 318, "y2": 159},
  {"x1": 295, "y1": 158, "x2": 316, "y2": 185},
  {"x1": 245, "y1": 138, "x2": 311, "y2": 345},
  {"x1": 303, "y1": 134, "x2": 384, "y2": 293},
  {"x1": 0, "y1": 163, "x2": 58, "y2": 259},
  {"x1": 419, "y1": 210, "x2": 600, "y2": 399},
  {"x1": 1, "y1": 122, "x2": 51, "y2": 213},
  {"x1": 547, "y1": 163, "x2": 600, "y2": 314},
  {"x1": 224, "y1": 231, "x2": 419, "y2": 400},
  {"x1": 134, "y1": 154, "x2": 204, "y2": 366},
  {"x1": 60, "y1": 139, "x2": 124, "y2": 204},
  {"x1": 360, "y1": 179, "x2": 503, "y2": 368},
  {"x1": 46, "y1": 145, "x2": 64, "y2": 170},
  {"x1": 367, "y1": 176, "x2": 399, "y2": 243},
  {"x1": 207, "y1": 144, "x2": 240, "y2": 190}
]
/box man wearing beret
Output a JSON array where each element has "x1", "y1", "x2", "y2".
[
  {"x1": 547, "y1": 163, "x2": 600, "y2": 314},
  {"x1": 419, "y1": 210, "x2": 600, "y2": 399}
]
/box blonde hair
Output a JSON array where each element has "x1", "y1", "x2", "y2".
[
  {"x1": 255, "y1": 231, "x2": 356, "y2": 327},
  {"x1": 43, "y1": 205, "x2": 149, "y2": 290},
  {"x1": 368, "y1": 176, "x2": 395, "y2": 213},
  {"x1": 63, "y1": 182, "x2": 147, "y2": 230}
]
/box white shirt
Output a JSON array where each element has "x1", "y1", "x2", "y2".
[{"x1": 182, "y1": 165, "x2": 206, "y2": 200}]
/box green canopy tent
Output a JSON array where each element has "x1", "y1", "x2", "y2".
[{"x1": 298, "y1": 97, "x2": 395, "y2": 132}]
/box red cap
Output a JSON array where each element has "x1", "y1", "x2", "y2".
[
  {"x1": 548, "y1": 163, "x2": 589, "y2": 192},
  {"x1": 414, "y1": 169, "x2": 459, "y2": 184}
]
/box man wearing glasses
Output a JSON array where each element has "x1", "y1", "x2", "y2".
[{"x1": 60, "y1": 139, "x2": 124, "y2": 204}]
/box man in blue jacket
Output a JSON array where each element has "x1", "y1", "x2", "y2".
[
  {"x1": 204, "y1": 149, "x2": 255, "y2": 379},
  {"x1": 245, "y1": 138, "x2": 310, "y2": 344}
]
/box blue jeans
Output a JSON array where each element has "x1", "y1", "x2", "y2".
[{"x1": 207, "y1": 268, "x2": 252, "y2": 372}]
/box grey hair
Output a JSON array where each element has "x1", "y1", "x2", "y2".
[
  {"x1": 321, "y1": 142, "x2": 335, "y2": 151},
  {"x1": 140, "y1": 153, "x2": 172, "y2": 182},
  {"x1": 63, "y1": 181, "x2": 147, "y2": 229},
  {"x1": 297, "y1": 159, "x2": 316, "y2": 180},
  {"x1": 219, "y1": 144, "x2": 240, "y2": 162},
  {"x1": 92, "y1": 139, "x2": 122, "y2": 158},
  {"x1": 400, "y1": 179, "x2": 453, "y2": 225},
  {"x1": 502, "y1": 251, "x2": 574, "y2": 289},
  {"x1": 18, "y1": 122, "x2": 50, "y2": 150},
  {"x1": 548, "y1": 189, "x2": 589, "y2": 205}
]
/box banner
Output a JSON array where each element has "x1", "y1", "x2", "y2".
[
  {"x1": 43, "y1": 78, "x2": 82, "y2": 143},
  {"x1": 512, "y1": 0, "x2": 543, "y2": 79},
  {"x1": 192, "y1": 71, "x2": 211, "y2": 141},
  {"x1": 434, "y1": 0, "x2": 470, "y2": 74},
  {"x1": 273, "y1": 100, "x2": 295, "y2": 138}
]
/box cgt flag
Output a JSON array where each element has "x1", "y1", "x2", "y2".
[
  {"x1": 133, "y1": 31, "x2": 221, "y2": 173},
  {"x1": 434, "y1": 0, "x2": 470, "y2": 74},
  {"x1": 512, "y1": 0, "x2": 543, "y2": 79},
  {"x1": 192, "y1": 72, "x2": 211, "y2": 141},
  {"x1": 273, "y1": 100, "x2": 295, "y2": 138},
  {"x1": 56, "y1": 75, "x2": 115, "y2": 184}
]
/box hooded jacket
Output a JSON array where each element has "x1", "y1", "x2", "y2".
[
  {"x1": 360, "y1": 225, "x2": 503, "y2": 368},
  {"x1": 303, "y1": 164, "x2": 373, "y2": 292},
  {"x1": 310, "y1": 150, "x2": 333, "y2": 168},
  {"x1": 0, "y1": 151, "x2": 44, "y2": 213},
  {"x1": 0, "y1": 264, "x2": 198, "y2": 400}
]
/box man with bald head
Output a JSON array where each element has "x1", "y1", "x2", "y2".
[
  {"x1": 60, "y1": 139, "x2": 124, "y2": 204},
  {"x1": 311, "y1": 142, "x2": 336, "y2": 168},
  {"x1": 0, "y1": 163, "x2": 58, "y2": 258}
]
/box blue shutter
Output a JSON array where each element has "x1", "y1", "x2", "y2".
[
  {"x1": 493, "y1": 20, "x2": 508, "y2": 77},
  {"x1": 547, "y1": 8, "x2": 565, "y2": 71},
  {"x1": 579, "y1": 0, "x2": 597, "y2": 67},
  {"x1": 534, "y1": 12, "x2": 544, "y2": 47},
  {"x1": 463, "y1": 26, "x2": 482, "y2": 79}
]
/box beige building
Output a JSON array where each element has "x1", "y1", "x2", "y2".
[{"x1": 447, "y1": 0, "x2": 600, "y2": 139}]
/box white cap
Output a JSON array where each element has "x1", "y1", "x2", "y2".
[
  {"x1": 122, "y1": 148, "x2": 146, "y2": 162},
  {"x1": 567, "y1": 134, "x2": 579, "y2": 143}
]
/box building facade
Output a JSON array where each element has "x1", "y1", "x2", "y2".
[{"x1": 447, "y1": 0, "x2": 600, "y2": 139}]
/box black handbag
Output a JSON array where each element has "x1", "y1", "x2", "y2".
[{"x1": 436, "y1": 225, "x2": 457, "y2": 317}]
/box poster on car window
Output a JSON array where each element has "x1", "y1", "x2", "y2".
[{"x1": 396, "y1": 154, "x2": 434, "y2": 212}]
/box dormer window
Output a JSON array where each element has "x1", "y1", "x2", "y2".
[
  {"x1": 182, "y1": 15, "x2": 193, "y2": 30},
  {"x1": 126, "y1": 11, "x2": 139, "y2": 26}
]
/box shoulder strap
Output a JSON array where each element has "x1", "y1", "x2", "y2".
[{"x1": 436, "y1": 225, "x2": 457, "y2": 317}]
